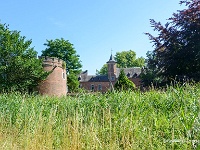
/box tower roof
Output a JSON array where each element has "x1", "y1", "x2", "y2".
[
  {"x1": 107, "y1": 54, "x2": 116, "y2": 63},
  {"x1": 109, "y1": 54, "x2": 114, "y2": 61}
]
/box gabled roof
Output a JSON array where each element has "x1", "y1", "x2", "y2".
[
  {"x1": 79, "y1": 74, "x2": 109, "y2": 82},
  {"x1": 89, "y1": 75, "x2": 109, "y2": 82},
  {"x1": 116, "y1": 67, "x2": 141, "y2": 78}
]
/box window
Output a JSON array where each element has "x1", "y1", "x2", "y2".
[
  {"x1": 133, "y1": 73, "x2": 137, "y2": 78},
  {"x1": 62, "y1": 72, "x2": 66, "y2": 80},
  {"x1": 91, "y1": 84, "x2": 94, "y2": 91},
  {"x1": 111, "y1": 76, "x2": 115, "y2": 81},
  {"x1": 127, "y1": 72, "x2": 131, "y2": 77},
  {"x1": 79, "y1": 84, "x2": 82, "y2": 88},
  {"x1": 98, "y1": 84, "x2": 102, "y2": 91}
]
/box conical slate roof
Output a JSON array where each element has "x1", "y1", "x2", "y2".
[{"x1": 107, "y1": 54, "x2": 116, "y2": 63}]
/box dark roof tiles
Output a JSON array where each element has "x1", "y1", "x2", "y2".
[
  {"x1": 79, "y1": 75, "x2": 109, "y2": 82},
  {"x1": 79, "y1": 67, "x2": 141, "y2": 82},
  {"x1": 116, "y1": 67, "x2": 141, "y2": 78}
]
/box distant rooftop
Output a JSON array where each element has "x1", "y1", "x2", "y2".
[{"x1": 79, "y1": 67, "x2": 141, "y2": 82}]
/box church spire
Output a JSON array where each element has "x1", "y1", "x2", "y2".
[
  {"x1": 109, "y1": 54, "x2": 115, "y2": 61},
  {"x1": 107, "y1": 49, "x2": 117, "y2": 81},
  {"x1": 108, "y1": 49, "x2": 116, "y2": 62}
]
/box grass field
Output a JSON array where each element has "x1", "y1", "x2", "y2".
[{"x1": 0, "y1": 83, "x2": 199, "y2": 149}]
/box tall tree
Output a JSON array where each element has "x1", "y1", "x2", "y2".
[
  {"x1": 42, "y1": 38, "x2": 82, "y2": 92},
  {"x1": 140, "y1": 51, "x2": 163, "y2": 87},
  {"x1": 96, "y1": 64, "x2": 108, "y2": 75},
  {"x1": 143, "y1": 0, "x2": 200, "y2": 85},
  {"x1": 0, "y1": 23, "x2": 48, "y2": 92},
  {"x1": 115, "y1": 50, "x2": 145, "y2": 68}
]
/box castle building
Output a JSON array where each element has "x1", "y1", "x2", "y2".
[
  {"x1": 79, "y1": 54, "x2": 141, "y2": 92},
  {"x1": 37, "y1": 56, "x2": 67, "y2": 96}
]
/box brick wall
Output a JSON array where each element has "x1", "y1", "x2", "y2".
[
  {"x1": 38, "y1": 57, "x2": 67, "y2": 96},
  {"x1": 80, "y1": 81, "x2": 112, "y2": 93},
  {"x1": 129, "y1": 77, "x2": 141, "y2": 87}
]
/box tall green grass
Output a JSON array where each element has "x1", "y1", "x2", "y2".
[{"x1": 0, "y1": 83, "x2": 199, "y2": 149}]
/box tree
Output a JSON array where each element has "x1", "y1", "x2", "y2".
[
  {"x1": 114, "y1": 69, "x2": 135, "y2": 91},
  {"x1": 41, "y1": 38, "x2": 82, "y2": 92},
  {"x1": 96, "y1": 64, "x2": 108, "y2": 75},
  {"x1": 140, "y1": 51, "x2": 163, "y2": 87},
  {"x1": 115, "y1": 50, "x2": 145, "y2": 68},
  {"x1": 134, "y1": 56, "x2": 146, "y2": 68},
  {"x1": 0, "y1": 23, "x2": 48, "y2": 92},
  {"x1": 98, "y1": 50, "x2": 145, "y2": 75},
  {"x1": 67, "y1": 72, "x2": 80, "y2": 92},
  {"x1": 144, "y1": 0, "x2": 200, "y2": 85}
]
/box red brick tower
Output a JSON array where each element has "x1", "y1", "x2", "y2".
[
  {"x1": 38, "y1": 56, "x2": 67, "y2": 96},
  {"x1": 107, "y1": 54, "x2": 117, "y2": 81}
]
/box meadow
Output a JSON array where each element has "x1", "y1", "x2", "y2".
[{"x1": 0, "y1": 84, "x2": 199, "y2": 149}]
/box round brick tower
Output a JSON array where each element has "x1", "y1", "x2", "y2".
[{"x1": 38, "y1": 56, "x2": 67, "y2": 96}]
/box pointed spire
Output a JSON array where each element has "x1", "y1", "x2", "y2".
[
  {"x1": 109, "y1": 54, "x2": 115, "y2": 61},
  {"x1": 108, "y1": 49, "x2": 115, "y2": 62}
]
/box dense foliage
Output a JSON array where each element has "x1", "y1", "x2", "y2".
[
  {"x1": 115, "y1": 50, "x2": 145, "y2": 68},
  {"x1": 0, "y1": 23, "x2": 48, "y2": 92},
  {"x1": 143, "y1": 0, "x2": 200, "y2": 86},
  {"x1": 96, "y1": 64, "x2": 108, "y2": 75},
  {"x1": 114, "y1": 69, "x2": 136, "y2": 91},
  {"x1": 0, "y1": 84, "x2": 199, "y2": 149},
  {"x1": 42, "y1": 38, "x2": 82, "y2": 92}
]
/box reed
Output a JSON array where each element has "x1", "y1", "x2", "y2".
[{"x1": 0, "y1": 83, "x2": 199, "y2": 149}]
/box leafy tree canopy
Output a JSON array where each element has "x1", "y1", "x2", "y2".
[
  {"x1": 42, "y1": 38, "x2": 82, "y2": 74},
  {"x1": 97, "y1": 50, "x2": 145, "y2": 75},
  {"x1": 143, "y1": 0, "x2": 200, "y2": 86},
  {"x1": 96, "y1": 64, "x2": 108, "y2": 75},
  {"x1": 115, "y1": 50, "x2": 145, "y2": 68},
  {"x1": 0, "y1": 23, "x2": 48, "y2": 92},
  {"x1": 41, "y1": 38, "x2": 82, "y2": 92},
  {"x1": 114, "y1": 69, "x2": 136, "y2": 91}
]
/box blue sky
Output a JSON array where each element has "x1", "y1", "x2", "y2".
[{"x1": 0, "y1": 0, "x2": 185, "y2": 74}]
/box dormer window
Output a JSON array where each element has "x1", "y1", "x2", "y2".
[
  {"x1": 78, "y1": 76, "x2": 81, "y2": 81},
  {"x1": 133, "y1": 73, "x2": 137, "y2": 78},
  {"x1": 127, "y1": 72, "x2": 131, "y2": 77}
]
